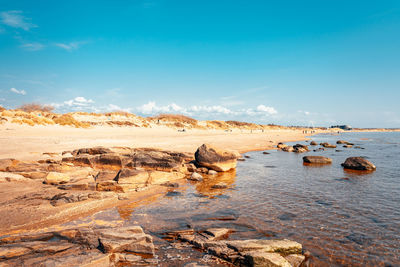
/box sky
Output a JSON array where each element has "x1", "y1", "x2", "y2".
[{"x1": 0, "y1": 0, "x2": 399, "y2": 128}]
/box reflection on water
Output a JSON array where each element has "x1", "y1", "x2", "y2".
[
  {"x1": 71, "y1": 132, "x2": 400, "y2": 266},
  {"x1": 193, "y1": 169, "x2": 236, "y2": 197}
]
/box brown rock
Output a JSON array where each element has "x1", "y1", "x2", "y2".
[
  {"x1": 92, "y1": 154, "x2": 123, "y2": 169},
  {"x1": 320, "y1": 142, "x2": 337, "y2": 148},
  {"x1": 127, "y1": 148, "x2": 186, "y2": 172},
  {"x1": 0, "y1": 158, "x2": 19, "y2": 172},
  {"x1": 341, "y1": 157, "x2": 376, "y2": 171},
  {"x1": 73, "y1": 147, "x2": 112, "y2": 156},
  {"x1": 303, "y1": 156, "x2": 332, "y2": 164},
  {"x1": 195, "y1": 144, "x2": 239, "y2": 172},
  {"x1": 310, "y1": 141, "x2": 318, "y2": 146},
  {"x1": 244, "y1": 251, "x2": 291, "y2": 267}
]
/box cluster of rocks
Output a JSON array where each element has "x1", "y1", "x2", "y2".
[
  {"x1": 0, "y1": 225, "x2": 158, "y2": 266},
  {"x1": 166, "y1": 228, "x2": 307, "y2": 267},
  {"x1": 1, "y1": 143, "x2": 241, "y2": 197},
  {"x1": 277, "y1": 143, "x2": 309, "y2": 153},
  {"x1": 276, "y1": 140, "x2": 376, "y2": 171}
]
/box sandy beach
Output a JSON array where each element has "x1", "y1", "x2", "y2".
[{"x1": 0, "y1": 123, "x2": 311, "y2": 161}]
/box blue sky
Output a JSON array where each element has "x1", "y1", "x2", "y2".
[{"x1": 0, "y1": 0, "x2": 399, "y2": 127}]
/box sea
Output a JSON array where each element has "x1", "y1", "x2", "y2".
[{"x1": 71, "y1": 132, "x2": 400, "y2": 266}]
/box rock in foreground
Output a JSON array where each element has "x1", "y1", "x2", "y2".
[
  {"x1": 195, "y1": 144, "x2": 239, "y2": 172},
  {"x1": 173, "y1": 228, "x2": 306, "y2": 267},
  {"x1": 341, "y1": 157, "x2": 376, "y2": 171},
  {"x1": 303, "y1": 156, "x2": 332, "y2": 164}
]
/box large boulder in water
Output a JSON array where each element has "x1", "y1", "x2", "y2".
[
  {"x1": 303, "y1": 156, "x2": 332, "y2": 164},
  {"x1": 195, "y1": 144, "x2": 239, "y2": 172},
  {"x1": 341, "y1": 157, "x2": 376, "y2": 171}
]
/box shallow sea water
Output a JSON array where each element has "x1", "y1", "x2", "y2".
[{"x1": 71, "y1": 132, "x2": 400, "y2": 266}]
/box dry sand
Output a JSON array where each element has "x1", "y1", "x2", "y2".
[{"x1": 0, "y1": 123, "x2": 316, "y2": 160}]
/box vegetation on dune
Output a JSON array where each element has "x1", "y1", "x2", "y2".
[
  {"x1": 0, "y1": 106, "x2": 5, "y2": 112},
  {"x1": 17, "y1": 103, "x2": 55, "y2": 113},
  {"x1": 149, "y1": 114, "x2": 198, "y2": 125},
  {"x1": 53, "y1": 114, "x2": 90, "y2": 128}
]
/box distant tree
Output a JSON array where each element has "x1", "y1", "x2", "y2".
[{"x1": 17, "y1": 103, "x2": 54, "y2": 113}]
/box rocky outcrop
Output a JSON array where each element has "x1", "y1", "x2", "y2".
[
  {"x1": 0, "y1": 225, "x2": 158, "y2": 266},
  {"x1": 303, "y1": 156, "x2": 332, "y2": 164},
  {"x1": 195, "y1": 144, "x2": 239, "y2": 172},
  {"x1": 341, "y1": 157, "x2": 376, "y2": 171},
  {"x1": 170, "y1": 228, "x2": 306, "y2": 267}
]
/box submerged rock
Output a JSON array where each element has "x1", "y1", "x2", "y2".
[
  {"x1": 293, "y1": 144, "x2": 309, "y2": 153},
  {"x1": 310, "y1": 141, "x2": 318, "y2": 146},
  {"x1": 341, "y1": 157, "x2": 376, "y2": 171},
  {"x1": 195, "y1": 144, "x2": 239, "y2": 172},
  {"x1": 303, "y1": 156, "x2": 332, "y2": 164}
]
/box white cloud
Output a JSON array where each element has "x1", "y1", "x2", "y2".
[
  {"x1": 0, "y1": 11, "x2": 37, "y2": 31},
  {"x1": 20, "y1": 42, "x2": 44, "y2": 51},
  {"x1": 10, "y1": 87, "x2": 26, "y2": 95},
  {"x1": 55, "y1": 41, "x2": 87, "y2": 51},
  {"x1": 136, "y1": 101, "x2": 277, "y2": 119},
  {"x1": 137, "y1": 101, "x2": 185, "y2": 114},
  {"x1": 256, "y1": 105, "x2": 278, "y2": 115}
]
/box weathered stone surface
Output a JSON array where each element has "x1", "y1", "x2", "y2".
[
  {"x1": 174, "y1": 229, "x2": 305, "y2": 267},
  {"x1": 74, "y1": 147, "x2": 113, "y2": 156},
  {"x1": 0, "y1": 172, "x2": 29, "y2": 182},
  {"x1": 0, "y1": 225, "x2": 155, "y2": 267},
  {"x1": 341, "y1": 157, "x2": 376, "y2": 171},
  {"x1": 148, "y1": 171, "x2": 185, "y2": 185},
  {"x1": 95, "y1": 170, "x2": 119, "y2": 182},
  {"x1": 303, "y1": 156, "x2": 332, "y2": 164},
  {"x1": 203, "y1": 228, "x2": 231, "y2": 240},
  {"x1": 44, "y1": 172, "x2": 70, "y2": 184},
  {"x1": 195, "y1": 144, "x2": 239, "y2": 172},
  {"x1": 115, "y1": 168, "x2": 149, "y2": 185},
  {"x1": 127, "y1": 148, "x2": 186, "y2": 172},
  {"x1": 0, "y1": 158, "x2": 19, "y2": 172},
  {"x1": 284, "y1": 254, "x2": 306, "y2": 267},
  {"x1": 97, "y1": 226, "x2": 154, "y2": 255},
  {"x1": 188, "y1": 172, "x2": 203, "y2": 181},
  {"x1": 244, "y1": 251, "x2": 291, "y2": 267},
  {"x1": 92, "y1": 154, "x2": 124, "y2": 169}
]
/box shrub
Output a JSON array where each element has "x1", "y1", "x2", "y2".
[
  {"x1": 17, "y1": 103, "x2": 54, "y2": 113},
  {"x1": 149, "y1": 114, "x2": 197, "y2": 125},
  {"x1": 53, "y1": 114, "x2": 90, "y2": 128}
]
